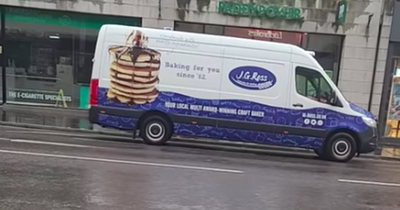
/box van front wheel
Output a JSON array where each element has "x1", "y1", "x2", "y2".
[
  {"x1": 140, "y1": 115, "x2": 172, "y2": 145},
  {"x1": 325, "y1": 133, "x2": 356, "y2": 162}
]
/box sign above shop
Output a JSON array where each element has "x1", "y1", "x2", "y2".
[
  {"x1": 5, "y1": 7, "x2": 141, "y2": 29},
  {"x1": 217, "y1": 1, "x2": 302, "y2": 21},
  {"x1": 224, "y1": 27, "x2": 303, "y2": 46},
  {"x1": 335, "y1": 0, "x2": 347, "y2": 25}
]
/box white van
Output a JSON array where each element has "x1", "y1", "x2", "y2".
[{"x1": 89, "y1": 24, "x2": 377, "y2": 162}]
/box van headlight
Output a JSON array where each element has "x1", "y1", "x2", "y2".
[{"x1": 362, "y1": 117, "x2": 377, "y2": 128}]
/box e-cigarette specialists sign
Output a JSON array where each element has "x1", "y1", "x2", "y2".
[{"x1": 8, "y1": 89, "x2": 72, "y2": 107}]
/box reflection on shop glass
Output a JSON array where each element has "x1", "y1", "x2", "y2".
[
  {"x1": 7, "y1": 89, "x2": 71, "y2": 108},
  {"x1": 224, "y1": 27, "x2": 303, "y2": 46},
  {"x1": 385, "y1": 60, "x2": 400, "y2": 138},
  {"x1": 0, "y1": 46, "x2": 3, "y2": 104}
]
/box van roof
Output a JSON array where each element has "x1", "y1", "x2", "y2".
[{"x1": 101, "y1": 24, "x2": 321, "y2": 69}]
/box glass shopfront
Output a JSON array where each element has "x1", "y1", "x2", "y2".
[
  {"x1": 384, "y1": 58, "x2": 400, "y2": 138},
  {"x1": 1, "y1": 7, "x2": 141, "y2": 108},
  {"x1": 0, "y1": 10, "x2": 3, "y2": 105},
  {"x1": 381, "y1": 1, "x2": 400, "y2": 145},
  {"x1": 174, "y1": 21, "x2": 343, "y2": 84}
]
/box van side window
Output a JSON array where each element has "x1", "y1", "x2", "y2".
[{"x1": 295, "y1": 67, "x2": 333, "y2": 104}]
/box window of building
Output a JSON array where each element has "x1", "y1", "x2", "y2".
[
  {"x1": 204, "y1": 25, "x2": 224, "y2": 35},
  {"x1": 302, "y1": 33, "x2": 344, "y2": 83},
  {"x1": 385, "y1": 58, "x2": 400, "y2": 137},
  {"x1": 296, "y1": 67, "x2": 333, "y2": 104},
  {"x1": 174, "y1": 22, "x2": 204, "y2": 33},
  {"x1": 0, "y1": 11, "x2": 3, "y2": 105},
  {"x1": 2, "y1": 7, "x2": 141, "y2": 109}
]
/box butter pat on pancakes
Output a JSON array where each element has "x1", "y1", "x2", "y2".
[{"x1": 109, "y1": 46, "x2": 160, "y2": 67}]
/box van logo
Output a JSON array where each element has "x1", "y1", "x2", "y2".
[{"x1": 228, "y1": 66, "x2": 277, "y2": 90}]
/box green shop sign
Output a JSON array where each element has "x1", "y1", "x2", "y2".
[
  {"x1": 3, "y1": 7, "x2": 141, "y2": 29},
  {"x1": 217, "y1": 1, "x2": 302, "y2": 20},
  {"x1": 335, "y1": 0, "x2": 347, "y2": 25}
]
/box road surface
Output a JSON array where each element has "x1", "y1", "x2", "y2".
[{"x1": 0, "y1": 125, "x2": 399, "y2": 210}]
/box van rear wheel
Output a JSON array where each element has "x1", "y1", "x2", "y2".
[
  {"x1": 140, "y1": 115, "x2": 172, "y2": 145},
  {"x1": 325, "y1": 133, "x2": 356, "y2": 162}
]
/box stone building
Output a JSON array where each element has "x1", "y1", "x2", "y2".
[{"x1": 0, "y1": 0, "x2": 397, "y2": 146}]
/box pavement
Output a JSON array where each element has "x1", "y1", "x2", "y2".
[
  {"x1": 0, "y1": 126, "x2": 400, "y2": 210},
  {"x1": 0, "y1": 104, "x2": 388, "y2": 160}
]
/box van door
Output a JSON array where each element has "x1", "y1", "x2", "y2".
[{"x1": 290, "y1": 65, "x2": 342, "y2": 129}]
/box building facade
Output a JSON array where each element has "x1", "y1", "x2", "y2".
[
  {"x1": 0, "y1": 1, "x2": 395, "y2": 139},
  {"x1": 379, "y1": 0, "x2": 400, "y2": 151}
]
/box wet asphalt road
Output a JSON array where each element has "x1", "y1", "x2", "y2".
[{"x1": 0, "y1": 126, "x2": 400, "y2": 210}]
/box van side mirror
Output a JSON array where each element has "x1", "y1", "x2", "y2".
[{"x1": 329, "y1": 91, "x2": 338, "y2": 106}]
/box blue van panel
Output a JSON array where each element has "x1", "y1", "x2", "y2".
[
  {"x1": 98, "y1": 88, "x2": 369, "y2": 135},
  {"x1": 174, "y1": 123, "x2": 323, "y2": 149},
  {"x1": 98, "y1": 113, "x2": 137, "y2": 130}
]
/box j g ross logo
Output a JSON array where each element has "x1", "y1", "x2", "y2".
[{"x1": 229, "y1": 66, "x2": 277, "y2": 90}]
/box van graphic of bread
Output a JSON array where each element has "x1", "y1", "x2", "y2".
[{"x1": 107, "y1": 30, "x2": 161, "y2": 104}]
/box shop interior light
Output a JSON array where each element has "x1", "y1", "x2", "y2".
[{"x1": 49, "y1": 35, "x2": 60, "y2": 39}]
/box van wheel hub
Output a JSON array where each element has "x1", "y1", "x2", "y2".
[
  {"x1": 147, "y1": 123, "x2": 164, "y2": 140},
  {"x1": 334, "y1": 140, "x2": 349, "y2": 156}
]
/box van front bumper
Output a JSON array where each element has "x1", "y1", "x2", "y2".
[{"x1": 358, "y1": 126, "x2": 378, "y2": 154}]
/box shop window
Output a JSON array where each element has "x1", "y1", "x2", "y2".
[
  {"x1": 3, "y1": 7, "x2": 141, "y2": 109},
  {"x1": 303, "y1": 33, "x2": 343, "y2": 84},
  {"x1": 385, "y1": 59, "x2": 400, "y2": 137},
  {"x1": 174, "y1": 22, "x2": 204, "y2": 33},
  {"x1": 205, "y1": 25, "x2": 223, "y2": 35},
  {"x1": 0, "y1": 10, "x2": 3, "y2": 105}
]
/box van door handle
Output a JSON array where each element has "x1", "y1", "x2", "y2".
[{"x1": 292, "y1": 103, "x2": 303, "y2": 107}]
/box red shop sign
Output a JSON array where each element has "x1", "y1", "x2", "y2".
[{"x1": 224, "y1": 27, "x2": 303, "y2": 46}]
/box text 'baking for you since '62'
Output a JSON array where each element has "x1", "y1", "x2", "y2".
[
  {"x1": 165, "y1": 102, "x2": 265, "y2": 117},
  {"x1": 165, "y1": 62, "x2": 221, "y2": 80}
]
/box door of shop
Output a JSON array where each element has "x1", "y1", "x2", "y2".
[{"x1": 0, "y1": 8, "x2": 4, "y2": 105}]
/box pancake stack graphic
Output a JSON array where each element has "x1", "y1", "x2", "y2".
[{"x1": 107, "y1": 30, "x2": 161, "y2": 104}]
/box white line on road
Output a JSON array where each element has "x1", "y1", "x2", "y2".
[
  {"x1": 0, "y1": 149, "x2": 244, "y2": 174},
  {"x1": 0, "y1": 137, "x2": 101, "y2": 148},
  {"x1": 0, "y1": 125, "x2": 39, "y2": 131},
  {"x1": 10, "y1": 139, "x2": 99, "y2": 148},
  {"x1": 338, "y1": 179, "x2": 400, "y2": 187},
  {"x1": 4, "y1": 130, "x2": 112, "y2": 138}
]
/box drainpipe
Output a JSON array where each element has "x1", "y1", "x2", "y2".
[{"x1": 367, "y1": 3, "x2": 385, "y2": 112}]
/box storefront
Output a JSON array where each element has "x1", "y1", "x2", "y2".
[
  {"x1": 0, "y1": 0, "x2": 388, "y2": 119},
  {"x1": 379, "y1": 1, "x2": 400, "y2": 149},
  {"x1": 174, "y1": 21, "x2": 343, "y2": 84},
  {"x1": 0, "y1": 6, "x2": 141, "y2": 109}
]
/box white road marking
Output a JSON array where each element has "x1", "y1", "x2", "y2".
[
  {"x1": 0, "y1": 137, "x2": 102, "y2": 149},
  {"x1": 338, "y1": 179, "x2": 400, "y2": 187},
  {"x1": 5, "y1": 130, "x2": 109, "y2": 138},
  {"x1": 0, "y1": 149, "x2": 244, "y2": 174},
  {"x1": 0, "y1": 125, "x2": 38, "y2": 131},
  {"x1": 0, "y1": 137, "x2": 10, "y2": 141},
  {"x1": 10, "y1": 139, "x2": 99, "y2": 148}
]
